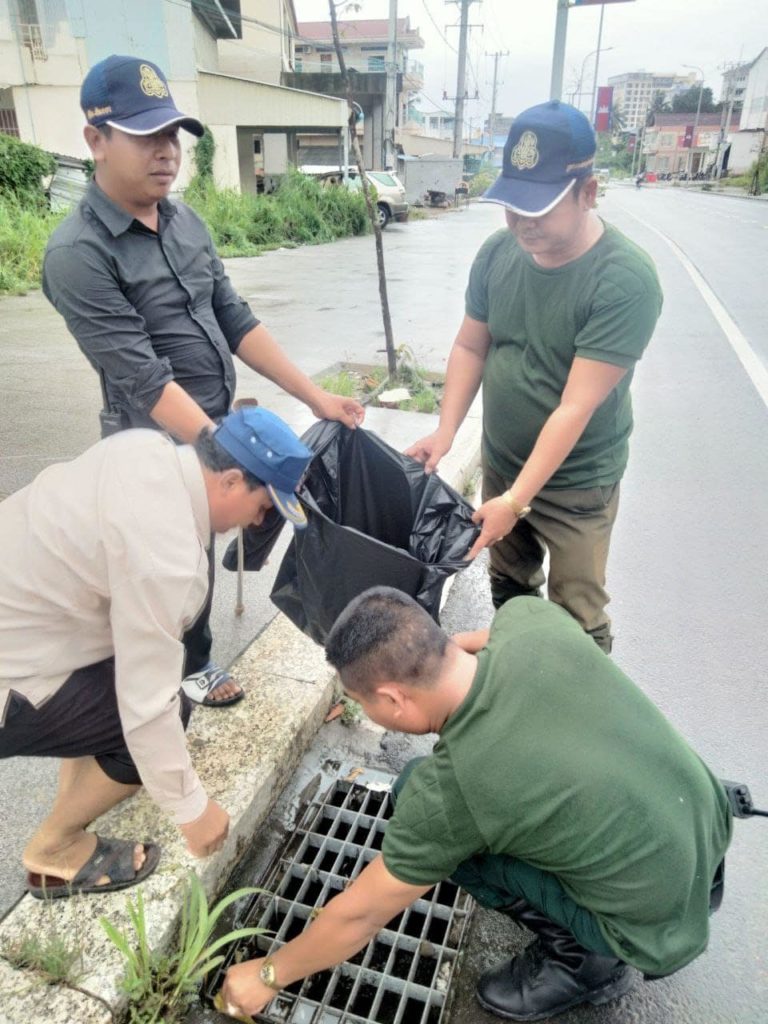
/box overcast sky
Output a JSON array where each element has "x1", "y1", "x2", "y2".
[{"x1": 293, "y1": 0, "x2": 766, "y2": 123}]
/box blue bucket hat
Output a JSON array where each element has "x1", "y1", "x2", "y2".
[
  {"x1": 81, "y1": 55, "x2": 204, "y2": 137},
  {"x1": 482, "y1": 101, "x2": 596, "y2": 216},
  {"x1": 214, "y1": 408, "x2": 314, "y2": 528}
]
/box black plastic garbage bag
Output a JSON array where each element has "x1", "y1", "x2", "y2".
[{"x1": 269, "y1": 420, "x2": 479, "y2": 645}]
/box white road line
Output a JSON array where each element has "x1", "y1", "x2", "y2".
[{"x1": 620, "y1": 206, "x2": 768, "y2": 409}]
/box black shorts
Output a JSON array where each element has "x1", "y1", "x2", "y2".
[{"x1": 0, "y1": 659, "x2": 193, "y2": 785}]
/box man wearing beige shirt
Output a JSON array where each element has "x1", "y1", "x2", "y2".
[{"x1": 0, "y1": 407, "x2": 312, "y2": 898}]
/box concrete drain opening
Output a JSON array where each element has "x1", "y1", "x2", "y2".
[{"x1": 206, "y1": 776, "x2": 474, "y2": 1024}]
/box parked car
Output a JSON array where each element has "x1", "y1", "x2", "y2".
[{"x1": 311, "y1": 167, "x2": 409, "y2": 228}]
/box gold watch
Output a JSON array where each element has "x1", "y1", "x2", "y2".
[
  {"x1": 501, "y1": 491, "x2": 531, "y2": 519},
  {"x1": 259, "y1": 958, "x2": 281, "y2": 991}
]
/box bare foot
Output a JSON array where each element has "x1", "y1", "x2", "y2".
[
  {"x1": 23, "y1": 832, "x2": 146, "y2": 886},
  {"x1": 206, "y1": 677, "x2": 243, "y2": 701}
]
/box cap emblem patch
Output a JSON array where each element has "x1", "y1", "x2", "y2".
[
  {"x1": 510, "y1": 130, "x2": 539, "y2": 171},
  {"x1": 139, "y1": 64, "x2": 169, "y2": 99}
]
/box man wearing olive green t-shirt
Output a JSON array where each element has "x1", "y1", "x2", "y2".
[
  {"x1": 220, "y1": 588, "x2": 730, "y2": 1022},
  {"x1": 407, "y1": 102, "x2": 663, "y2": 652}
]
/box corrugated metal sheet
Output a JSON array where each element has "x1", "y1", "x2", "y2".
[{"x1": 198, "y1": 72, "x2": 347, "y2": 129}]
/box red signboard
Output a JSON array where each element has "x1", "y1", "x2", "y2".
[
  {"x1": 594, "y1": 86, "x2": 614, "y2": 132},
  {"x1": 682, "y1": 124, "x2": 694, "y2": 148}
]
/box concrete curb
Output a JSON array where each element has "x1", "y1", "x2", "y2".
[{"x1": 0, "y1": 411, "x2": 482, "y2": 1024}]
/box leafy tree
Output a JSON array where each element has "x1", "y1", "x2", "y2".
[{"x1": 671, "y1": 85, "x2": 721, "y2": 114}]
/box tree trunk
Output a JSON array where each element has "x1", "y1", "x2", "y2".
[{"x1": 328, "y1": 0, "x2": 398, "y2": 379}]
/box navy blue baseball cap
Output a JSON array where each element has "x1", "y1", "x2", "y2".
[
  {"x1": 482, "y1": 101, "x2": 596, "y2": 216},
  {"x1": 214, "y1": 408, "x2": 313, "y2": 528},
  {"x1": 81, "y1": 55, "x2": 204, "y2": 137}
]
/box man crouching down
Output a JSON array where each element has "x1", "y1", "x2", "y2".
[{"x1": 221, "y1": 588, "x2": 731, "y2": 1021}]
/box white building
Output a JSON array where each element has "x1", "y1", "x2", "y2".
[
  {"x1": 608, "y1": 70, "x2": 697, "y2": 131},
  {"x1": 0, "y1": 0, "x2": 347, "y2": 192},
  {"x1": 721, "y1": 47, "x2": 768, "y2": 175}
]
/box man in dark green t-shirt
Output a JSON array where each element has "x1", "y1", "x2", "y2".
[
  {"x1": 407, "y1": 101, "x2": 663, "y2": 652},
  {"x1": 220, "y1": 588, "x2": 730, "y2": 1022}
]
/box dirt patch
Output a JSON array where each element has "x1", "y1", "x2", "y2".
[{"x1": 315, "y1": 360, "x2": 444, "y2": 414}]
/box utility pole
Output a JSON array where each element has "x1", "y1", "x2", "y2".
[
  {"x1": 384, "y1": 0, "x2": 398, "y2": 170},
  {"x1": 486, "y1": 50, "x2": 508, "y2": 146},
  {"x1": 550, "y1": 0, "x2": 569, "y2": 101},
  {"x1": 447, "y1": 0, "x2": 480, "y2": 159}
]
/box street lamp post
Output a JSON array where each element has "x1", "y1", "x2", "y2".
[
  {"x1": 576, "y1": 46, "x2": 614, "y2": 113},
  {"x1": 682, "y1": 63, "x2": 705, "y2": 181}
]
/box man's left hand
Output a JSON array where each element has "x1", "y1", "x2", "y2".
[
  {"x1": 219, "y1": 959, "x2": 275, "y2": 1019},
  {"x1": 312, "y1": 392, "x2": 365, "y2": 429},
  {"x1": 467, "y1": 496, "x2": 519, "y2": 560}
]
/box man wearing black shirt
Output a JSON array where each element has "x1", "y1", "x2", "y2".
[{"x1": 43, "y1": 55, "x2": 363, "y2": 706}]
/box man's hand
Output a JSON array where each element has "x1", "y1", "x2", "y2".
[
  {"x1": 405, "y1": 429, "x2": 453, "y2": 474},
  {"x1": 220, "y1": 959, "x2": 275, "y2": 1018},
  {"x1": 451, "y1": 628, "x2": 490, "y2": 653},
  {"x1": 467, "y1": 495, "x2": 519, "y2": 560},
  {"x1": 311, "y1": 391, "x2": 365, "y2": 429},
  {"x1": 179, "y1": 798, "x2": 229, "y2": 857}
]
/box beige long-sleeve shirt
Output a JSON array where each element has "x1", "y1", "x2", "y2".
[{"x1": 0, "y1": 430, "x2": 210, "y2": 824}]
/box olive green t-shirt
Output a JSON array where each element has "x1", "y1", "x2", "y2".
[
  {"x1": 382, "y1": 599, "x2": 731, "y2": 976},
  {"x1": 465, "y1": 223, "x2": 663, "y2": 488}
]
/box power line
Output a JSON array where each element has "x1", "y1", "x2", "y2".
[{"x1": 420, "y1": 0, "x2": 457, "y2": 53}]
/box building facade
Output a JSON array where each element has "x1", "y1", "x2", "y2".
[
  {"x1": 286, "y1": 17, "x2": 424, "y2": 170},
  {"x1": 608, "y1": 70, "x2": 697, "y2": 131},
  {"x1": 0, "y1": 0, "x2": 347, "y2": 193},
  {"x1": 718, "y1": 47, "x2": 768, "y2": 175},
  {"x1": 642, "y1": 111, "x2": 740, "y2": 177}
]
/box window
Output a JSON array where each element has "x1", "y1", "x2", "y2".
[
  {"x1": 367, "y1": 55, "x2": 385, "y2": 72},
  {"x1": 320, "y1": 52, "x2": 332, "y2": 66}
]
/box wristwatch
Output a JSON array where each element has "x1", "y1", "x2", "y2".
[
  {"x1": 501, "y1": 491, "x2": 531, "y2": 519},
  {"x1": 259, "y1": 958, "x2": 281, "y2": 991}
]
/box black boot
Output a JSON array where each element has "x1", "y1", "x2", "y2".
[{"x1": 476, "y1": 899, "x2": 634, "y2": 1021}]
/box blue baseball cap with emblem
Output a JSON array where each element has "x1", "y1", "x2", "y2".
[
  {"x1": 482, "y1": 101, "x2": 596, "y2": 217},
  {"x1": 80, "y1": 54, "x2": 204, "y2": 137},
  {"x1": 214, "y1": 408, "x2": 314, "y2": 528}
]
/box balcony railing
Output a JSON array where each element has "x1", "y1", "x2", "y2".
[{"x1": 18, "y1": 22, "x2": 47, "y2": 61}]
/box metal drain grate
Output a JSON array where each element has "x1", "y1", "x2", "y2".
[{"x1": 207, "y1": 776, "x2": 474, "y2": 1024}]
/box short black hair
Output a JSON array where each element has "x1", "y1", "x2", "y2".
[
  {"x1": 194, "y1": 427, "x2": 265, "y2": 491},
  {"x1": 325, "y1": 587, "x2": 448, "y2": 696},
  {"x1": 97, "y1": 124, "x2": 113, "y2": 139}
]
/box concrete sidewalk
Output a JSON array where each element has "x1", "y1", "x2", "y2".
[{"x1": 0, "y1": 405, "x2": 482, "y2": 1024}]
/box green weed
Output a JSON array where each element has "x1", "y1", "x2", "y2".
[
  {"x1": 319, "y1": 370, "x2": 357, "y2": 396},
  {"x1": 404, "y1": 387, "x2": 438, "y2": 414},
  {"x1": 2, "y1": 927, "x2": 84, "y2": 986},
  {"x1": 0, "y1": 195, "x2": 64, "y2": 294},
  {"x1": 100, "y1": 873, "x2": 265, "y2": 1024}
]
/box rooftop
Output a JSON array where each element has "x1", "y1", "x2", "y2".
[{"x1": 298, "y1": 18, "x2": 425, "y2": 50}]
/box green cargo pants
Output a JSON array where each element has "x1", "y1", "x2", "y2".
[{"x1": 482, "y1": 456, "x2": 620, "y2": 653}]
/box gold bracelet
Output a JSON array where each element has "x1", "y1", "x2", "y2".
[{"x1": 501, "y1": 491, "x2": 531, "y2": 519}]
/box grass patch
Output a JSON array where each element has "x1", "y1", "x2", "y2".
[
  {"x1": 319, "y1": 366, "x2": 387, "y2": 398},
  {"x1": 315, "y1": 356, "x2": 443, "y2": 415},
  {"x1": 3, "y1": 926, "x2": 84, "y2": 986},
  {"x1": 185, "y1": 170, "x2": 369, "y2": 256},
  {"x1": 0, "y1": 195, "x2": 64, "y2": 294},
  {"x1": 0, "y1": 170, "x2": 369, "y2": 295}
]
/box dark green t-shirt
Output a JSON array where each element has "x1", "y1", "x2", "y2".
[
  {"x1": 382, "y1": 599, "x2": 731, "y2": 975},
  {"x1": 465, "y1": 223, "x2": 663, "y2": 489}
]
